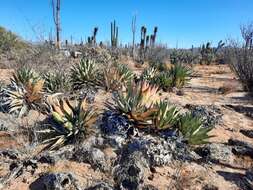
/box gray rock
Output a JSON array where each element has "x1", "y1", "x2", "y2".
[
  {"x1": 73, "y1": 144, "x2": 108, "y2": 171},
  {"x1": 30, "y1": 172, "x2": 81, "y2": 190},
  {"x1": 84, "y1": 182, "x2": 114, "y2": 190},
  {"x1": 113, "y1": 150, "x2": 149, "y2": 190},
  {"x1": 195, "y1": 143, "x2": 233, "y2": 164},
  {"x1": 0, "y1": 112, "x2": 19, "y2": 131},
  {"x1": 185, "y1": 104, "x2": 223, "y2": 128}
]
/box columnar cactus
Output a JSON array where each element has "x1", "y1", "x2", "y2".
[
  {"x1": 140, "y1": 26, "x2": 147, "y2": 49},
  {"x1": 150, "y1": 26, "x2": 158, "y2": 47},
  {"x1": 111, "y1": 20, "x2": 118, "y2": 48}
]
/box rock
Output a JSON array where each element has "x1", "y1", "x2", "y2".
[
  {"x1": 228, "y1": 139, "x2": 253, "y2": 158},
  {"x1": 30, "y1": 172, "x2": 81, "y2": 190},
  {"x1": 84, "y1": 182, "x2": 114, "y2": 190},
  {"x1": 0, "y1": 112, "x2": 19, "y2": 131},
  {"x1": 113, "y1": 150, "x2": 149, "y2": 190},
  {"x1": 194, "y1": 143, "x2": 233, "y2": 164},
  {"x1": 101, "y1": 111, "x2": 133, "y2": 148},
  {"x1": 185, "y1": 104, "x2": 223, "y2": 128},
  {"x1": 240, "y1": 129, "x2": 253, "y2": 138},
  {"x1": 73, "y1": 144, "x2": 108, "y2": 171},
  {"x1": 37, "y1": 145, "x2": 75, "y2": 164}
]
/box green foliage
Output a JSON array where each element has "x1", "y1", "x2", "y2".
[
  {"x1": 153, "y1": 100, "x2": 180, "y2": 130},
  {"x1": 200, "y1": 41, "x2": 225, "y2": 65},
  {"x1": 152, "y1": 64, "x2": 191, "y2": 91},
  {"x1": 43, "y1": 72, "x2": 70, "y2": 93},
  {"x1": 169, "y1": 63, "x2": 191, "y2": 88},
  {"x1": 70, "y1": 58, "x2": 99, "y2": 89},
  {"x1": 179, "y1": 113, "x2": 214, "y2": 145},
  {"x1": 38, "y1": 98, "x2": 97, "y2": 150},
  {"x1": 0, "y1": 26, "x2": 27, "y2": 53},
  {"x1": 152, "y1": 71, "x2": 173, "y2": 91}
]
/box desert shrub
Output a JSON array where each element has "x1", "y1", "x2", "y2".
[
  {"x1": 225, "y1": 46, "x2": 253, "y2": 92},
  {"x1": 200, "y1": 41, "x2": 225, "y2": 65},
  {"x1": 140, "y1": 67, "x2": 158, "y2": 82},
  {"x1": 38, "y1": 98, "x2": 97, "y2": 150},
  {"x1": 170, "y1": 49, "x2": 199, "y2": 65},
  {"x1": 179, "y1": 113, "x2": 214, "y2": 145},
  {"x1": 0, "y1": 26, "x2": 28, "y2": 54}
]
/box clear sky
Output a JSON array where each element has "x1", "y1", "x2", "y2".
[{"x1": 0, "y1": 0, "x2": 253, "y2": 48}]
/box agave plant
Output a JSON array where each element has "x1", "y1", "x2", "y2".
[
  {"x1": 140, "y1": 67, "x2": 158, "y2": 82},
  {"x1": 70, "y1": 58, "x2": 99, "y2": 89},
  {"x1": 179, "y1": 113, "x2": 214, "y2": 145},
  {"x1": 38, "y1": 98, "x2": 97, "y2": 150},
  {"x1": 11, "y1": 67, "x2": 39, "y2": 86},
  {"x1": 43, "y1": 71, "x2": 70, "y2": 93},
  {"x1": 153, "y1": 71, "x2": 173, "y2": 91},
  {"x1": 169, "y1": 63, "x2": 191, "y2": 88},
  {"x1": 153, "y1": 100, "x2": 180, "y2": 130},
  {"x1": 4, "y1": 79, "x2": 44, "y2": 117},
  {"x1": 107, "y1": 81, "x2": 159, "y2": 127},
  {"x1": 102, "y1": 64, "x2": 134, "y2": 92}
]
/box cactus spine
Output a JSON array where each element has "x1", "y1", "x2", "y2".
[{"x1": 111, "y1": 20, "x2": 118, "y2": 48}]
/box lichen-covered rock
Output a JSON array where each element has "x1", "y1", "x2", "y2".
[
  {"x1": 84, "y1": 182, "x2": 114, "y2": 190},
  {"x1": 195, "y1": 143, "x2": 233, "y2": 164},
  {"x1": 30, "y1": 172, "x2": 81, "y2": 190},
  {"x1": 101, "y1": 111, "x2": 133, "y2": 148},
  {"x1": 73, "y1": 144, "x2": 108, "y2": 171},
  {"x1": 185, "y1": 104, "x2": 223, "y2": 128},
  {"x1": 113, "y1": 150, "x2": 149, "y2": 190}
]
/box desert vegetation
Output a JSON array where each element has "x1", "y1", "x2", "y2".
[{"x1": 0, "y1": 2, "x2": 253, "y2": 189}]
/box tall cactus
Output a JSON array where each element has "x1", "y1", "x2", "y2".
[
  {"x1": 111, "y1": 20, "x2": 118, "y2": 48},
  {"x1": 150, "y1": 26, "x2": 158, "y2": 47},
  {"x1": 140, "y1": 26, "x2": 147, "y2": 49},
  {"x1": 88, "y1": 27, "x2": 98, "y2": 46}
]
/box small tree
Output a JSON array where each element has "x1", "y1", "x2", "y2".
[{"x1": 52, "y1": 0, "x2": 61, "y2": 49}]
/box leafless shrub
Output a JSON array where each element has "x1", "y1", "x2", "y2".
[{"x1": 225, "y1": 41, "x2": 253, "y2": 92}]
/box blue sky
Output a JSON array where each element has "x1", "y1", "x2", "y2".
[{"x1": 0, "y1": 0, "x2": 253, "y2": 48}]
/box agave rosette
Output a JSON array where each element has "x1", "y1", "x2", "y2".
[
  {"x1": 4, "y1": 71, "x2": 44, "y2": 117},
  {"x1": 107, "y1": 81, "x2": 159, "y2": 127},
  {"x1": 179, "y1": 113, "x2": 214, "y2": 145},
  {"x1": 39, "y1": 98, "x2": 97, "y2": 150}
]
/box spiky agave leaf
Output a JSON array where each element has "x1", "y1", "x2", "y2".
[
  {"x1": 153, "y1": 100, "x2": 180, "y2": 130},
  {"x1": 11, "y1": 67, "x2": 39, "y2": 87},
  {"x1": 116, "y1": 63, "x2": 135, "y2": 82},
  {"x1": 152, "y1": 71, "x2": 174, "y2": 91},
  {"x1": 169, "y1": 63, "x2": 191, "y2": 88},
  {"x1": 106, "y1": 81, "x2": 158, "y2": 127},
  {"x1": 140, "y1": 67, "x2": 157, "y2": 82},
  {"x1": 179, "y1": 113, "x2": 214, "y2": 145},
  {"x1": 43, "y1": 72, "x2": 70, "y2": 93},
  {"x1": 70, "y1": 58, "x2": 99, "y2": 89},
  {"x1": 40, "y1": 98, "x2": 97, "y2": 150},
  {"x1": 4, "y1": 79, "x2": 44, "y2": 117}
]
